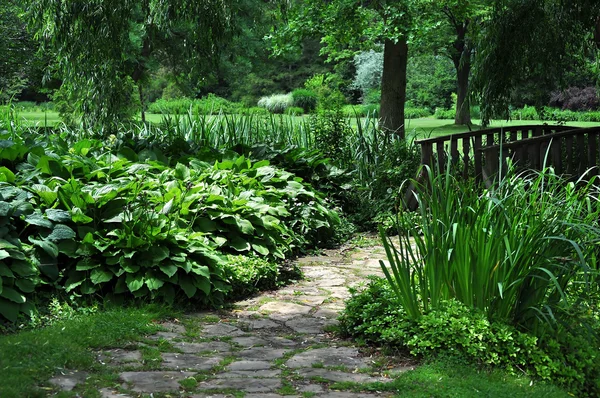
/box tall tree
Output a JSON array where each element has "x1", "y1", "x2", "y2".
[
  {"x1": 272, "y1": 0, "x2": 429, "y2": 138},
  {"x1": 0, "y1": 1, "x2": 36, "y2": 103},
  {"x1": 472, "y1": 0, "x2": 600, "y2": 123},
  {"x1": 28, "y1": 0, "x2": 241, "y2": 129}
]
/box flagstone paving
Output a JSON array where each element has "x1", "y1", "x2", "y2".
[{"x1": 49, "y1": 238, "x2": 417, "y2": 397}]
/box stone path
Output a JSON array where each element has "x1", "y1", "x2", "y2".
[{"x1": 49, "y1": 238, "x2": 416, "y2": 397}]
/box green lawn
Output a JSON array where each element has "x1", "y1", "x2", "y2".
[{"x1": 14, "y1": 110, "x2": 600, "y2": 140}]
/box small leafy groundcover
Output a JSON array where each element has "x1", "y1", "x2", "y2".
[
  {"x1": 338, "y1": 278, "x2": 600, "y2": 397},
  {"x1": 0, "y1": 132, "x2": 340, "y2": 322}
]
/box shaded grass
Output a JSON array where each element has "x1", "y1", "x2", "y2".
[
  {"x1": 335, "y1": 356, "x2": 569, "y2": 398},
  {"x1": 0, "y1": 305, "x2": 170, "y2": 397}
]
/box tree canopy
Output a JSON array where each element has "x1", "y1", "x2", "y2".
[{"x1": 28, "y1": 0, "x2": 242, "y2": 128}]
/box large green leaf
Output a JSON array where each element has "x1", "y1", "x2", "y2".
[
  {"x1": 0, "y1": 249, "x2": 9, "y2": 261},
  {"x1": 24, "y1": 213, "x2": 53, "y2": 229},
  {"x1": 15, "y1": 278, "x2": 36, "y2": 293},
  {"x1": 145, "y1": 273, "x2": 165, "y2": 291},
  {"x1": 0, "y1": 297, "x2": 20, "y2": 322},
  {"x1": 91, "y1": 269, "x2": 113, "y2": 284},
  {"x1": 71, "y1": 207, "x2": 93, "y2": 224},
  {"x1": 159, "y1": 264, "x2": 178, "y2": 278},
  {"x1": 175, "y1": 163, "x2": 191, "y2": 180},
  {"x1": 196, "y1": 218, "x2": 218, "y2": 232},
  {"x1": 31, "y1": 184, "x2": 58, "y2": 206},
  {"x1": 194, "y1": 275, "x2": 211, "y2": 295},
  {"x1": 29, "y1": 237, "x2": 59, "y2": 258},
  {"x1": 0, "y1": 167, "x2": 15, "y2": 183},
  {"x1": 179, "y1": 277, "x2": 197, "y2": 298},
  {"x1": 191, "y1": 264, "x2": 210, "y2": 278},
  {"x1": 45, "y1": 209, "x2": 71, "y2": 222},
  {"x1": 126, "y1": 273, "x2": 144, "y2": 292},
  {"x1": 47, "y1": 224, "x2": 76, "y2": 241},
  {"x1": 1, "y1": 286, "x2": 26, "y2": 303},
  {"x1": 236, "y1": 218, "x2": 254, "y2": 234},
  {"x1": 0, "y1": 263, "x2": 14, "y2": 277},
  {"x1": 229, "y1": 236, "x2": 250, "y2": 252},
  {"x1": 252, "y1": 243, "x2": 270, "y2": 256}
]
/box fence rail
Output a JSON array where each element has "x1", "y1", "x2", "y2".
[
  {"x1": 415, "y1": 125, "x2": 577, "y2": 183},
  {"x1": 479, "y1": 126, "x2": 600, "y2": 181}
]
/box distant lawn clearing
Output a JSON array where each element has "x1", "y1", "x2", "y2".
[{"x1": 15, "y1": 111, "x2": 600, "y2": 140}]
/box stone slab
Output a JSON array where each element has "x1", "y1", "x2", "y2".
[
  {"x1": 201, "y1": 323, "x2": 245, "y2": 338},
  {"x1": 237, "y1": 347, "x2": 289, "y2": 361},
  {"x1": 173, "y1": 341, "x2": 232, "y2": 354},
  {"x1": 197, "y1": 378, "x2": 281, "y2": 393},
  {"x1": 49, "y1": 371, "x2": 88, "y2": 391},
  {"x1": 162, "y1": 353, "x2": 222, "y2": 370},
  {"x1": 227, "y1": 360, "x2": 272, "y2": 371},
  {"x1": 286, "y1": 347, "x2": 370, "y2": 369},
  {"x1": 285, "y1": 317, "x2": 337, "y2": 334},
  {"x1": 120, "y1": 371, "x2": 194, "y2": 393},
  {"x1": 216, "y1": 369, "x2": 281, "y2": 378},
  {"x1": 295, "y1": 368, "x2": 385, "y2": 383}
]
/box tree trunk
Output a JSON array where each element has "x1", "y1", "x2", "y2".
[
  {"x1": 454, "y1": 53, "x2": 471, "y2": 125},
  {"x1": 139, "y1": 84, "x2": 146, "y2": 124},
  {"x1": 452, "y1": 23, "x2": 472, "y2": 126},
  {"x1": 379, "y1": 38, "x2": 408, "y2": 138}
]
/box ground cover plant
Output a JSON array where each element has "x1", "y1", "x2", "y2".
[{"x1": 340, "y1": 164, "x2": 600, "y2": 396}]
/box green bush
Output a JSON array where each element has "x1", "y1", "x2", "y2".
[
  {"x1": 285, "y1": 106, "x2": 304, "y2": 116},
  {"x1": 433, "y1": 107, "x2": 455, "y2": 119},
  {"x1": 510, "y1": 105, "x2": 539, "y2": 120},
  {"x1": 508, "y1": 106, "x2": 600, "y2": 122},
  {"x1": 339, "y1": 278, "x2": 600, "y2": 396},
  {"x1": 0, "y1": 130, "x2": 341, "y2": 322},
  {"x1": 341, "y1": 104, "x2": 379, "y2": 117},
  {"x1": 257, "y1": 93, "x2": 294, "y2": 114},
  {"x1": 292, "y1": 89, "x2": 317, "y2": 113},
  {"x1": 404, "y1": 107, "x2": 431, "y2": 119},
  {"x1": 223, "y1": 255, "x2": 280, "y2": 299},
  {"x1": 363, "y1": 88, "x2": 381, "y2": 105},
  {"x1": 147, "y1": 94, "x2": 245, "y2": 115}
]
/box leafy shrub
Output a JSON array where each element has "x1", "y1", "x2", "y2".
[
  {"x1": 223, "y1": 255, "x2": 280, "y2": 299},
  {"x1": 433, "y1": 107, "x2": 455, "y2": 119},
  {"x1": 0, "y1": 130, "x2": 341, "y2": 322},
  {"x1": 257, "y1": 93, "x2": 294, "y2": 114},
  {"x1": 550, "y1": 86, "x2": 599, "y2": 111},
  {"x1": 510, "y1": 105, "x2": 539, "y2": 120},
  {"x1": 381, "y1": 165, "x2": 600, "y2": 333},
  {"x1": 352, "y1": 51, "x2": 383, "y2": 99},
  {"x1": 147, "y1": 94, "x2": 245, "y2": 115},
  {"x1": 304, "y1": 74, "x2": 346, "y2": 111},
  {"x1": 362, "y1": 88, "x2": 381, "y2": 105},
  {"x1": 404, "y1": 107, "x2": 431, "y2": 119},
  {"x1": 339, "y1": 278, "x2": 600, "y2": 396},
  {"x1": 292, "y1": 89, "x2": 317, "y2": 113},
  {"x1": 341, "y1": 104, "x2": 379, "y2": 117},
  {"x1": 285, "y1": 106, "x2": 304, "y2": 116}
]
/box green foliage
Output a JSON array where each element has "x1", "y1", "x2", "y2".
[
  {"x1": 223, "y1": 255, "x2": 279, "y2": 299},
  {"x1": 304, "y1": 74, "x2": 346, "y2": 111},
  {"x1": 28, "y1": 0, "x2": 240, "y2": 129},
  {"x1": 285, "y1": 106, "x2": 304, "y2": 116},
  {"x1": 341, "y1": 104, "x2": 379, "y2": 118},
  {"x1": 0, "y1": 128, "x2": 341, "y2": 322},
  {"x1": 379, "y1": 164, "x2": 600, "y2": 336},
  {"x1": 510, "y1": 106, "x2": 600, "y2": 122},
  {"x1": 148, "y1": 95, "x2": 245, "y2": 115},
  {"x1": 257, "y1": 93, "x2": 294, "y2": 114},
  {"x1": 292, "y1": 89, "x2": 318, "y2": 113},
  {"x1": 339, "y1": 278, "x2": 600, "y2": 396},
  {"x1": 433, "y1": 107, "x2": 456, "y2": 119}
]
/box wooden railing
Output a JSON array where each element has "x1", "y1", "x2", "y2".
[
  {"x1": 415, "y1": 125, "x2": 577, "y2": 183},
  {"x1": 479, "y1": 126, "x2": 600, "y2": 182}
]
